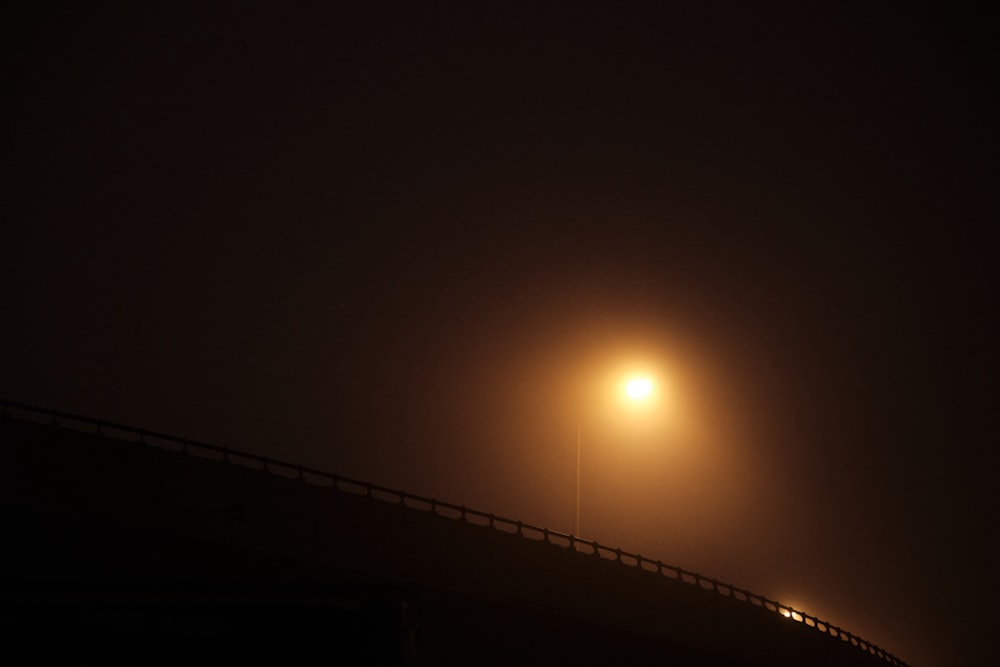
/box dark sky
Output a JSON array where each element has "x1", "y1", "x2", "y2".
[{"x1": 4, "y1": 3, "x2": 997, "y2": 665}]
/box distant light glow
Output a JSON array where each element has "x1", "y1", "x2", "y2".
[
  {"x1": 780, "y1": 608, "x2": 804, "y2": 622},
  {"x1": 625, "y1": 377, "x2": 653, "y2": 400}
]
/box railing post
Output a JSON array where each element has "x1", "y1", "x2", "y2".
[
  {"x1": 542, "y1": 528, "x2": 549, "y2": 543},
  {"x1": 516, "y1": 520, "x2": 523, "y2": 536},
  {"x1": 488, "y1": 513, "x2": 495, "y2": 528}
]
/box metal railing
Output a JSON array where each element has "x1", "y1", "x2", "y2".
[{"x1": 1, "y1": 399, "x2": 908, "y2": 666}]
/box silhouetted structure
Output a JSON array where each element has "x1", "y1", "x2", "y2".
[{"x1": 1, "y1": 401, "x2": 906, "y2": 665}]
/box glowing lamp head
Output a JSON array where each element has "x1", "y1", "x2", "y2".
[{"x1": 625, "y1": 377, "x2": 654, "y2": 400}]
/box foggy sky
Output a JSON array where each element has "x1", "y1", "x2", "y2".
[{"x1": 3, "y1": 4, "x2": 997, "y2": 665}]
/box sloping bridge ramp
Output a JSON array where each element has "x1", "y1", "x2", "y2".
[{"x1": 1, "y1": 406, "x2": 902, "y2": 666}]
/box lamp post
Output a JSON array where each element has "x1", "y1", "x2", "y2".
[
  {"x1": 575, "y1": 420, "x2": 581, "y2": 536},
  {"x1": 574, "y1": 375, "x2": 655, "y2": 538}
]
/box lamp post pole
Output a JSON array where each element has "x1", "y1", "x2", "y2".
[
  {"x1": 574, "y1": 375, "x2": 655, "y2": 539},
  {"x1": 575, "y1": 420, "x2": 581, "y2": 537}
]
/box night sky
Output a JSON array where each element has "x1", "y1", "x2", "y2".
[{"x1": 3, "y1": 3, "x2": 997, "y2": 665}]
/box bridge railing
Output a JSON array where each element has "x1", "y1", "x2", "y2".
[{"x1": 1, "y1": 399, "x2": 908, "y2": 667}]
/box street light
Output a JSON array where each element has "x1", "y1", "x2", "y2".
[
  {"x1": 575, "y1": 374, "x2": 656, "y2": 537},
  {"x1": 625, "y1": 377, "x2": 653, "y2": 400}
]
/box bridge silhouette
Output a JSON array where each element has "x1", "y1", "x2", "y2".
[{"x1": 1, "y1": 400, "x2": 907, "y2": 665}]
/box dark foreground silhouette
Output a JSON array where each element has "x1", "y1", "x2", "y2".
[{"x1": 0, "y1": 402, "x2": 905, "y2": 666}]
